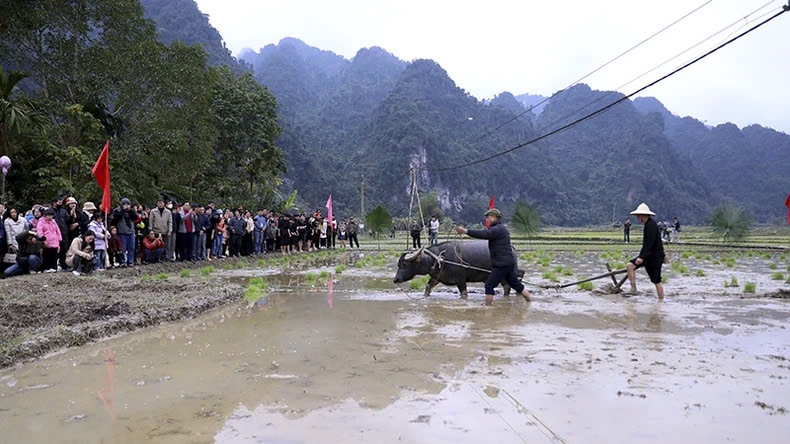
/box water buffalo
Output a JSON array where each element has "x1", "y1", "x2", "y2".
[{"x1": 393, "y1": 241, "x2": 524, "y2": 298}]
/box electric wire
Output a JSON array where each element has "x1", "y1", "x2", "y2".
[
  {"x1": 431, "y1": 5, "x2": 788, "y2": 172},
  {"x1": 469, "y1": 0, "x2": 714, "y2": 144}
]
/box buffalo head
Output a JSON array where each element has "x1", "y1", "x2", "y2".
[{"x1": 393, "y1": 248, "x2": 431, "y2": 283}]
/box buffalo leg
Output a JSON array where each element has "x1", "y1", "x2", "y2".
[
  {"x1": 457, "y1": 282, "x2": 468, "y2": 299},
  {"x1": 502, "y1": 282, "x2": 511, "y2": 297},
  {"x1": 424, "y1": 277, "x2": 440, "y2": 298}
]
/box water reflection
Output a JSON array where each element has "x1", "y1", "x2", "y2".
[{"x1": 97, "y1": 349, "x2": 116, "y2": 420}]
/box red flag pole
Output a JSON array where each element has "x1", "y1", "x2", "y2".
[
  {"x1": 486, "y1": 195, "x2": 495, "y2": 228},
  {"x1": 92, "y1": 141, "x2": 111, "y2": 214}
]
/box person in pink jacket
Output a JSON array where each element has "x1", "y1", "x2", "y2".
[{"x1": 37, "y1": 208, "x2": 63, "y2": 272}]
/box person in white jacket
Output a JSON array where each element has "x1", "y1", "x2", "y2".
[
  {"x1": 429, "y1": 216, "x2": 440, "y2": 246},
  {"x1": 4, "y1": 208, "x2": 29, "y2": 252}
]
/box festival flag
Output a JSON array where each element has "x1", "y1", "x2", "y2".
[
  {"x1": 92, "y1": 141, "x2": 111, "y2": 213},
  {"x1": 486, "y1": 195, "x2": 495, "y2": 228},
  {"x1": 785, "y1": 193, "x2": 790, "y2": 224},
  {"x1": 326, "y1": 194, "x2": 333, "y2": 224}
]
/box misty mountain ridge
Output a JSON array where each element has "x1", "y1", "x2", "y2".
[{"x1": 137, "y1": 0, "x2": 790, "y2": 225}]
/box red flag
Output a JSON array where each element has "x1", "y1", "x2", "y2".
[
  {"x1": 486, "y1": 195, "x2": 495, "y2": 228},
  {"x1": 326, "y1": 194, "x2": 333, "y2": 225},
  {"x1": 785, "y1": 193, "x2": 790, "y2": 225},
  {"x1": 92, "y1": 141, "x2": 111, "y2": 213}
]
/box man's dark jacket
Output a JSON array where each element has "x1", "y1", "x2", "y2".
[
  {"x1": 466, "y1": 220, "x2": 515, "y2": 268},
  {"x1": 639, "y1": 218, "x2": 665, "y2": 261}
]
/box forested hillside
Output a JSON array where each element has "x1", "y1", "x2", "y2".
[{"x1": 16, "y1": 0, "x2": 784, "y2": 225}]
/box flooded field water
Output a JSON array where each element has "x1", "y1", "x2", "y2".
[{"x1": 1, "y1": 252, "x2": 789, "y2": 443}]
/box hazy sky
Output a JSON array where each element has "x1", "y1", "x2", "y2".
[{"x1": 194, "y1": 0, "x2": 790, "y2": 133}]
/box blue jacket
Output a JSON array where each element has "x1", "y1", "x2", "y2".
[
  {"x1": 254, "y1": 215, "x2": 267, "y2": 232},
  {"x1": 229, "y1": 217, "x2": 246, "y2": 236},
  {"x1": 466, "y1": 220, "x2": 515, "y2": 268}
]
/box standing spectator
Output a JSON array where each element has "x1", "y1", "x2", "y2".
[
  {"x1": 177, "y1": 202, "x2": 198, "y2": 262},
  {"x1": 142, "y1": 231, "x2": 166, "y2": 264},
  {"x1": 672, "y1": 217, "x2": 681, "y2": 242},
  {"x1": 49, "y1": 197, "x2": 69, "y2": 270},
  {"x1": 623, "y1": 218, "x2": 632, "y2": 244},
  {"x1": 29, "y1": 207, "x2": 43, "y2": 230},
  {"x1": 88, "y1": 212, "x2": 109, "y2": 271},
  {"x1": 64, "y1": 196, "x2": 82, "y2": 247},
  {"x1": 79, "y1": 201, "x2": 97, "y2": 234},
  {"x1": 107, "y1": 226, "x2": 123, "y2": 268},
  {"x1": 328, "y1": 217, "x2": 337, "y2": 249},
  {"x1": 166, "y1": 200, "x2": 177, "y2": 261},
  {"x1": 4, "y1": 208, "x2": 28, "y2": 253},
  {"x1": 264, "y1": 215, "x2": 276, "y2": 253},
  {"x1": 254, "y1": 209, "x2": 267, "y2": 255},
  {"x1": 410, "y1": 220, "x2": 422, "y2": 249},
  {"x1": 110, "y1": 198, "x2": 138, "y2": 267},
  {"x1": 149, "y1": 199, "x2": 172, "y2": 260},
  {"x1": 0, "y1": 204, "x2": 6, "y2": 268},
  {"x1": 203, "y1": 207, "x2": 214, "y2": 261},
  {"x1": 66, "y1": 230, "x2": 95, "y2": 276},
  {"x1": 211, "y1": 209, "x2": 225, "y2": 259},
  {"x1": 195, "y1": 205, "x2": 208, "y2": 260},
  {"x1": 429, "y1": 216, "x2": 440, "y2": 246},
  {"x1": 347, "y1": 217, "x2": 359, "y2": 248},
  {"x1": 37, "y1": 208, "x2": 62, "y2": 272},
  {"x1": 2, "y1": 231, "x2": 43, "y2": 278},
  {"x1": 228, "y1": 209, "x2": 245, "y2": 257},
  {"x1": 338, "y1": 218, "x2": 347, "y2": 249},
  {"x1": 243, "y1": 210, "x2": 254, "y2": 256}
]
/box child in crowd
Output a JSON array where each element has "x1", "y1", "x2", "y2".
[
  {"x1": 107, "y1": 226, "x2": 123, "y2": 268},
  {"x1": 36, "y1": 208, "x2": 62, "y2": 272},
  {"x1": 88, "y1": 212, "x2": 109, "y2": 271}
]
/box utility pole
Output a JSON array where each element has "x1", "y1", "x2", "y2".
[{"x1": 360, "y1": 174, "x2": 365, "y2": 218}]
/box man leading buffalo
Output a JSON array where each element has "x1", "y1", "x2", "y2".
[{"x1": 455, "y1": 208, "x2": 533, "y2": 305}]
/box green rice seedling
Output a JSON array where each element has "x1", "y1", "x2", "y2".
[
  {"x1": 713, "y1": 260, "x2": 721, "y2": 265},
  {"x1": 223, "y1": 263, "x2": 233, "y2": 270},
  {"x1": 786, "y1": 264, "x2": 790, "y2": 272},
  {"x1": 662, "y1": 276, "x2": 669, "y2": 283},
  {"x1": 771, "y1": 272, "x2": 785, "y2": 281},
  {"x1": 612, "y1": 261, "x2": 626, "y2": 270},
  {"x1": 679, "y1": 264, "x2": 689, "y2": 274},
  {"x1": 200, "y1": 266, "x2": 215, "y2": 276},
  {"x1": 179, "y1": 269, "x2": 191, "y2": 278},
  {"x1": 554, "y1": 265, "x2": 564, "y2": 273},
  {"x1": 538, "y1": 257, "x2": 551, "y2": 267},
  {"x1": 729, "y1": 276, "x2": 739, "y2": 287},
  {"x1": 562, "y1": 267, "x2": 574, "y2": 276},
  {"x1": 744, "y1": 282, "x2": 756, "y2": 293},
  {"x1": 244, "y1": 285, "x2": 262, "y2": 302},
  {"x1": 747, "y1": 252, "x2": 754, "y2": 258},
  {"x1": 696, "y1": 270, "x2": 705, "y2": 277},
  {"x1": 409, "y1": 275, "x2": 431, "y2": 290},
  {"x1": 769, "y1": 263, "x2": 777, "y2": 270},
  {"x1": 578, "y1": 281, "x2": 594, "y2": 291},
  {"x1": 542, "y1": 271, "x2": 559, "y2": 282},
  {"x1": 304, "y1": 272, "x2": 318, "y2": 283},
  {"x1": 335, "y1": 264, "x2": 346, "y2": 274},
  {"x1": 248, "y1": 277, "x2": 269, "y2": 290},
  {"x1": 682, "y1": 251, "x2": 691, "y2": 260},
  {"x1": 155, "y1": 273, "x2": 168, "y2": 280},
  {"x1": 725, "y1": 258, "x2": 736, "y2": 268},
  {"x1": 318, "y1": 271, "x2": 331, "y2": 280},
  {"x1": 257, "y1": 258, "x2": 266, "y2": 267},
  {"x1": 762, "y1": 252, "x2": 772, "y2": 260},
  {"x1": 141, "y1": 274, "x2": 152, "y2": 283},
  {"x1": 235, "y1": 260, "x2": 245, "y2": 269},
  {"x1": 786, "y1": 275, "x2": 790, "y2": 285}
]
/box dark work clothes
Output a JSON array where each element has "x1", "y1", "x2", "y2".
[
  {"x1": 485, "y1": 265, "x2": 525, "y2": 295},
  {"x1": 639, "y1": 218, "x2": 664, "y2": 261},
  {"x1": 465, "y1": 220, "x2": 515, "y2": 268}
]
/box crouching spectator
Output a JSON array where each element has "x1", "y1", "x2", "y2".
[
  {"x1": 142, "y1": 231, "x2": 165, "y2": 264},
  {"x1": 88, "y1": 212, "x2": 109, "y2": 271},
  {"x1": 2, "y1": 231, "x2": 43, "y2": 278},
  {"x1": 66, "y1": 230, "x2": 95, "y2": 276}
]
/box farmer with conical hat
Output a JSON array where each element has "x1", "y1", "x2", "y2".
[
  {"x1": 626, "y1": 203, "x2": 666, "y2": 300},
  {"x1": 456, "y1": 208, "x2": 532, "y2": 305}
]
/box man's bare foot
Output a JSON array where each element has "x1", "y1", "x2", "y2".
[
  {"x1": 485, "y1": 294, "x2": 494, "y2": 305},
  {"x1": 521, "y1": 289, "x2": 532, "y2": 302}
]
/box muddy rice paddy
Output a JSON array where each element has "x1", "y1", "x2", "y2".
[{"x1": 1, "y1": 248, "x2": 789, "y2": 443}]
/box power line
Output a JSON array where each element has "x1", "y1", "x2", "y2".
[
  {"x1": 470, "y1": 0, "x2": 714, "y2": 143},
  {"x1": 375, "y1": 0, "x2": 716, "y2": 191},
  {"x1": 536, "y1": 0, "x2": 783, "y2": 137},
  {"x1": 433, "y1": 5, "x2": 788, "y2": 172}
]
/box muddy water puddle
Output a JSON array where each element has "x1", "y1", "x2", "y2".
[{"x1": 2, "y1": 264, "x2": 790, "y2": 443}]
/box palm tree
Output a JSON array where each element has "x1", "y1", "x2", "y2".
[
  {"x1": 511, "y1": 201, "x2": 542, "y2": 237},
  {"x1": 0, "y1": 66, "x2": 49, "y2": 156},
  {"x1": 711, "y1": 203, "x2": 752, "y2": 243}
]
